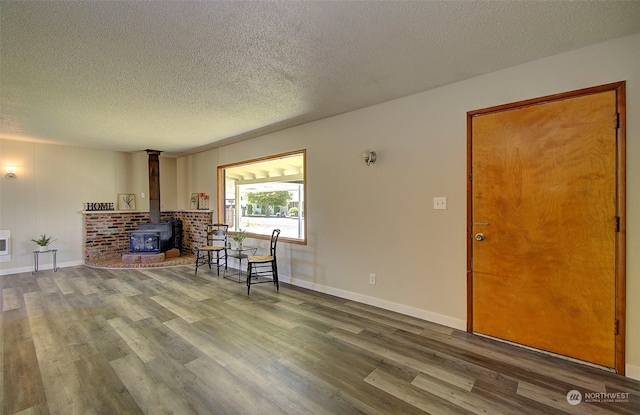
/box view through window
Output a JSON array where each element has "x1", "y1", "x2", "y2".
[{"x1": 217, "y1": 151, "x2": 306, "y2": 243}]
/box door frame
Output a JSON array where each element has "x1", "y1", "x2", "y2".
[{"x1": 466, "y1": 82, "x2": 626, "y2": 374}]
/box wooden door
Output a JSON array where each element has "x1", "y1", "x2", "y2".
[{"x1": 467, "y1": 83, "x2": 626, "y2": 372}]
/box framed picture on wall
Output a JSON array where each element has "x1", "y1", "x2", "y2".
[
  {"x1": 190, "y1": 193, "x2": 199, "y2": 210},
  {"x1": 118, "y1": 193, "x2": 136, "y2": 210}
]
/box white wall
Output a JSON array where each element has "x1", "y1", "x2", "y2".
[
  {"x1": 176, "y1": 149, "x2": 218, "y2": 211},
  {"x1": 1, "y1": 33, "x2": 638, "y2": 377},
  {"x1": 180, "y1": 33, "x2": 640, "y2": 377}
]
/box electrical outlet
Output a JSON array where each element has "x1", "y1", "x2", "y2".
[
  {"x1": 369, "y1": 273, "x2": 376, "y2": 285},
  {"x1": 433, "y1": 196, "x2": 447, "y2": 210}
]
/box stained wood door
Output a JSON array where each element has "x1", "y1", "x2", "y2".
[{"x1": 468, "y1": 83, "x2": 625, "y2": 372}]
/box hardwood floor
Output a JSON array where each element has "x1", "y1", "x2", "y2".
[{"x1": 2, "y1": 265, "x2": 639, "y2": 415}]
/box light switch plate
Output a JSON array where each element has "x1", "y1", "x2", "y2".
[{"x1": 434, "y1": 197, "x2": 447, "y2": 210}]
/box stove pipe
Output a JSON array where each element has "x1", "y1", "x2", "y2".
[{"x1": 146, "y1": 149, "x2": 162, "y2": 223}]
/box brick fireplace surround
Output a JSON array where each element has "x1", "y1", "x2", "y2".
[{"x1": 83, "y1": 210, "x2": 213, "y2": 264}]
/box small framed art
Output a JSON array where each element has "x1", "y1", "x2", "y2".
[
  {"x1": 199, "y1": 193, "x2": 209, "y2": 210},
  {"x1": 190, "y1": 193, "x2": 199, "y2": 210},
  {"x1": 118, "y1": 193, "x2": 136, "y2": 210}
]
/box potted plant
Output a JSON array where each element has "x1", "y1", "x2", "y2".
[
  {"x1": 231, "y1": 229, "x2": 248, "y2": 249},
  {"x1": 31, "y1": 234, "x2": 56, "y2": 252}
]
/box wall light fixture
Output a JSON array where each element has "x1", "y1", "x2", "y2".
[
  {"x1": 5, "y1": 166, "x2": 16, "y2": 178},
  {"x1": 363, "y1": 150, "x2": 377, "y2": 166}
]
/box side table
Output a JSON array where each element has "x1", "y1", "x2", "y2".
[
  {"x1": 33, "y1": 249, "x2": 59, "y2": 274},
  {"x1": 223, "y1": 246, "x2": 257, "y2": 283}
]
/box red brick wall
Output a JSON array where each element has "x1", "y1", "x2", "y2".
[
  {"x1": 83, "y1": 211, "x2": 213, "y2": 262},
  {"x1": 164, "y1": 211, "x2": 213, "y2": 255}
]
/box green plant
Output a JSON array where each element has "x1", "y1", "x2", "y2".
[
  {"x1": 288, "y1": 207, "x2": 299, "y2": 217},
  {"x1": 31, "y1": 234, "x2": 56, "y2": 247},
  {"x1": 231, "y1": 229, "x2": 248, "y2": 244}
]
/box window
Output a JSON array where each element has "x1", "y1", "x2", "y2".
[{"x1": 217, "y1": 150, "x2": 306, "y2": 244}]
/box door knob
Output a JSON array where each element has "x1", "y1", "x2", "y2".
[{"x1": 475, "y1": 233, "x2": 485, "y2": 241}]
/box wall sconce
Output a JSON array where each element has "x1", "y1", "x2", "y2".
[
  {"x1": 363, "y1": 150, "x2": 377, "y2": 166},
  {"x1": 5, "y1": 166, "x2": 16, "y2": 178}
]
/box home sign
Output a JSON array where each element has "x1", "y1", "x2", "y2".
[{"x1": 85, "y1": 202, "x2": 115, "y2": 211}]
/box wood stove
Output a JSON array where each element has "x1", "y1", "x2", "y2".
[
  {"x1": 128, "y1": 220, "x2": 182, "y2": 254},
  {"x1": 129, "y1": 232, "x2": 161, "y2": 253}
]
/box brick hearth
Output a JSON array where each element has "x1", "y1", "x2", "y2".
[{"x1": 85, "y1": 254, "x2": 196, "y2": 269}]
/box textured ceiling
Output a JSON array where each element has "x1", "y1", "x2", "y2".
[{"x1": 2, "y1": 1, "x2": 640, "y2": 156}]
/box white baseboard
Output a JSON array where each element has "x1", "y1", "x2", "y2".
[
  {"x1": 0, "y1": 260, "x2": 84, "y2": 276},
  {"x1": 280, "y1": 275, "x2": 467, "y2": 331},
  {"x1": 626, "y1": 364, "x2": 640, "y2": 381}
]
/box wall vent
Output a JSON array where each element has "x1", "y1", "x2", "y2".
[{"x1": 0, "y1": 230, "x2": 10, "y2": 262}]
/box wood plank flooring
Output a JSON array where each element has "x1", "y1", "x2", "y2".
[{"x1": 2, "y1": 265, "x2": 639, "y2": 414}]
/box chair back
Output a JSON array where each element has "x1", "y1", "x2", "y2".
[
  {"x1": 269, "y1": 229, "x2": 281, "y2": 257},
  {"x1": 207, "y1": 223, "x2": 228, "y2": 247}
]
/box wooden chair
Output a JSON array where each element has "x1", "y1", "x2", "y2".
[
  {"x1": 194, "y1": 224, "x2": 228, "y2": 276},
  {"x1": 246, "y1": 229, "x2": 280, "y2": 294}
]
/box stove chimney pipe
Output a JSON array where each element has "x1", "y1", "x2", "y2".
[{"x1": 146, "y1": 149, "x2": 162, "y2": 223}]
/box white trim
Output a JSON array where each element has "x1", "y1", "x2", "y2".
[
  {"x1": 280, "y1": 274, "x2": 467, "y2": 331},
  {"x1": 81, "y1": 209, "x2": 214, "y2": 214},
  {"x1": 0, "y1": 260, "x2": 84, "y2": 276},
  {"x1": 626, "y1": 364, "x2": 640, "y2": 381}
]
